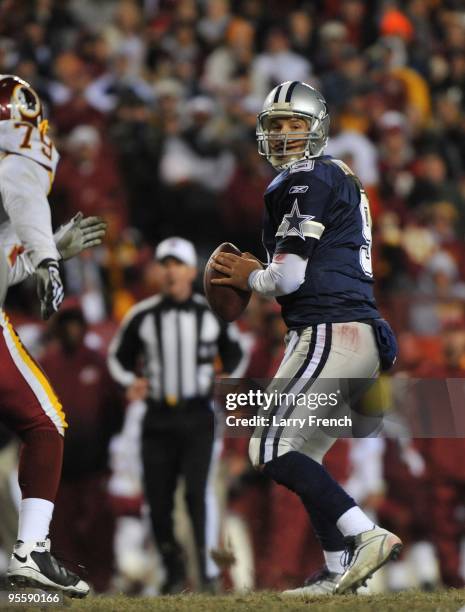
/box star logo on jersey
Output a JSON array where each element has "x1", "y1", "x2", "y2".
[{"x1": 281, "y1": 199, "x2": 314, "y2": 240}]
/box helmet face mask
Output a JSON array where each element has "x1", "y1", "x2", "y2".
[{"x1": 256, "y1": 81, "x2": 330, "y2": 171}]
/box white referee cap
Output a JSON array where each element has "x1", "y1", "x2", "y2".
[{"x1": 155, "y1": 237, "x2": 197, "y2": 267}]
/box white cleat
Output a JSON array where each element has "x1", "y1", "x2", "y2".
[
  {"x1": 282, "y1": 567, "x2": 341, "y2": 597},
  {"x1": 7, "y1": 539, "x2": 89, "y2": 598},
  {"x1": 335, "y1": 527, "x2": 403, "y2": 594}
]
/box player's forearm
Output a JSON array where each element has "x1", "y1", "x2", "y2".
[{"x1": 248, "y1": 252, "x2": 307, "y2": 297}]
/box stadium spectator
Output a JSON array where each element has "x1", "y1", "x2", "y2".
[
  {"x1": 50, "y1": 53, "x2": 107, "y2": 135},
  {"x1": 377, "y1": 111, "x2": 415, "y2": 219},
  {"x1": 414, "y1": 330, "x2": 465, "y2": 587},
  {"x1": 220, "y1": 140, "x2": 271, "y2": 254},
  {"x1": 197, "y1": 0, "x2": 231, "y2": 49},
  {"x1": 251, "y1": 27, "x2": 312, "y2": 100},
  {"x1": 52, "y1": 124, "x2": 128, "y2": 227},
  {"x1": 321, "y1": 45, "x2": 371, "y2": 111},
  {"x1": 287, "y1": 9, "x2": 317, "y2": 58},
  {"x1": 101, "y1": 0, "x2": 146, "y2": 78},
  {"x1": 158, "y1": 97, "x2": 235, "y2": 255},
  {"x1": 109, "y1": 92, "x2": 164, "y2": 240},
  {"x1": 202, "y1": 17, "x2": 255, "y2": 95},
  {"x1": 408, "y1": 151, "x2": 465, "y2": 217}
]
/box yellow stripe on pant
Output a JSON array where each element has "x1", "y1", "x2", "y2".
[{"x1": 0, "y1": 311, "x2": 67, "y2": 432}]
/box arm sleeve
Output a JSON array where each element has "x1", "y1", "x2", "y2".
[
  {"x1": 248, "y1": 252, "x2": 307, "y2": 297},
  {"x1": 0, "y1": 155, "x2": 60, "y2": 269},
  {"x1": 107, "y1": 310, "x2": 144, "y2": 387},
  {"x1": 275, "y1": 175, "x2": 333, "y2": 258},
  {"x1": 217, "y1": 321, "x2": 249, "y2": 377}
]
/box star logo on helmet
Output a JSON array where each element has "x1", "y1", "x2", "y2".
[{"x1": 281, "y1": 199, "x2": 313, "y2": 240}]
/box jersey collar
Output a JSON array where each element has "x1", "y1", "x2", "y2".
[{"x1": 264, "y1": 155, "x2": 333, "y2": 195}]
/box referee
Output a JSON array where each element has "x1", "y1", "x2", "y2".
[{"x1": 108, "y1": 237, "x2": 247, "y2": 593}]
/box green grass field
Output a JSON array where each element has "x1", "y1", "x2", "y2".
[{"x1": 2, "y1": 590, "x2": 465, "y2": 612}]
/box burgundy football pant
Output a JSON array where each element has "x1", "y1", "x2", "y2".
[{"x1": 0, "y1": 311, "x2": 65, "y2": 502}]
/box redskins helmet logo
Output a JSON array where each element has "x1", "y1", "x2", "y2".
[
  {"x1": 0, "y1": 75, "x2": 43, "y2": 125},
  {"x1": 12, "y1": 83, "x2": 41, "y2": 120}
]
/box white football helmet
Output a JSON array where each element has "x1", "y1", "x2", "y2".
[{"x1": 256, "y1": 81, "x2": 330, "y2": 170}]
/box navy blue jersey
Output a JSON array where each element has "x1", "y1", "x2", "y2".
[{"x1": 262, "y1": 156, "x2": 380, "y2": 328}]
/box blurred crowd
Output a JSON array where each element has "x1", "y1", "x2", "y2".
[
  {"x1": 1, "y1": 0, "x2": 465, "y2": 595},
  {"x1": 1, "y1": 0, "x2": 465, "y2": 338}
]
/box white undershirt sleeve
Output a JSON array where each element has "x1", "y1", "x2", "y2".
[{"x1": 248, "y1": 252, "x2": 307, "y2": 297}]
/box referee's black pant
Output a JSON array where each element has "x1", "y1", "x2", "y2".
[{"x1": 141, "y1": 399, "x2": 219, "y2": 587}]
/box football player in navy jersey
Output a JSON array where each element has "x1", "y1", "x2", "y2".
[{"x1": 211, "y1": 81, "x2": 400, "y2": 596}]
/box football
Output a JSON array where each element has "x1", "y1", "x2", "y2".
[{"x1": 203, "y1": 242, "x2": 251, "y2": 322}]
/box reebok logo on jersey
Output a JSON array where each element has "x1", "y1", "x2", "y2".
[{"x1": 289, "y1": 185, "x2": 309, "y2": 194}]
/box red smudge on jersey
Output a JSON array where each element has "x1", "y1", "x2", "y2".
[{"x1": 8, "y1": 244, "x2": 25, "y2": 266}]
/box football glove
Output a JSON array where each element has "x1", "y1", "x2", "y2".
[
  {"x1": 36, "y1": 259, "x2": 64, "y2": 320},
  {"x1": 54, "y1": 212, "x2": 107, "y2": 260}
]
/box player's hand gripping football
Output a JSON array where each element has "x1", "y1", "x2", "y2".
[
  {"x1": 211, "y1": 252, "x2": 263, "y2": 291},
  {"x1": 36, "y1": 259, "x2": 64, "y2": 320},
  {"x1": 242, "y1": 252, "x2": 265, "y2": 267},
  {"x1": 54, "y1": 211, "x2": 107, "y2": 260}
]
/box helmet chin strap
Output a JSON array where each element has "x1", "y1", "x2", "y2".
[
  {"x1": 271, "y1": 154, "x2": 307, "y2": 171},
  {"x1": 269, "y1": 148, "x2": 315, "y2": 171}
]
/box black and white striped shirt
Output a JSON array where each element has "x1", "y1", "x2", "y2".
[{"x1": 108, "y1": 293, "x2": 248, "y2": 405}]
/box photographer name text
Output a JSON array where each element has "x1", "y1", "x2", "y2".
[{"x1": 225, "y1": 414, "x2": 352, "y2": 428}]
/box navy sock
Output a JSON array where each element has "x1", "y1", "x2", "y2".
[
  {"x1": 263, "y1": 450, "x2": 356, "y2": 525},
  {"x1": 308, "y1": 505, "x2": 346, "y2": 552}
]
